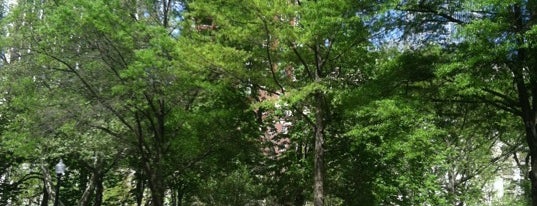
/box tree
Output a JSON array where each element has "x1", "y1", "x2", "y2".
[
  {"x1": 185, "y1": 0, "x2": 374, "y2": 205},
  {"x1": 3, "y1": 0, "x2": 260, "y2": 205},
  {"x1": 377, "y1": 0, "x2": 537, "y2": 204},
  {"x1": 337, "y1": 47, "x2": 525, "y2": 205}
]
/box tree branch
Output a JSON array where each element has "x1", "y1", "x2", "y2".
[
  {"x1": 290, "y1": 42, "x2": 314, "y2": 80},
  {"x1": 35, "y1": 50, "x2": 137, "y2": 136},
  {"x1": 397, "y1": 7, "x2": 467, "y2": 25},
  {"x1": 255, "y1": 9, "x2": 285, "y2": 93}
]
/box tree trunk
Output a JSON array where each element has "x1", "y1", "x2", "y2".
[
  {"x1": 515, "y1": 80, "x2": 537, "y2": 206},
  {"x1": 171, "y1": 188, "x2": 177, "y2": 206},
  {"x1": 40, "y1": 179, "x2": 49, "y2": 206},
  {"x1": 313, "y1": 92, "x2": 325, "y2": 206},
  {"x1": 145, "y1": 162, "x2": 165, "y2": 206},
  {"x1": 523, "y1": 118, "x2": 537, "y2": 206},
  {"x1": 171, "y1": 186, "x2": 183, "y2": 206},
  {"x1": 514, "y1": 71, "x2": 537, "y2": 205},
  {"x1": 177, "y1": 189, "x2": 183, "y2": 206},
  {"x1": 134, "y1": 170, "x2": 145, "y2": 206},
  {"x1": 79, "y1": 173, "x2": 96, "y2": 206},
  {"x1": 79, "y1": 156, "x2": 105, "y2": 206},
  {"x1": 148, "y1": 174, "x2": 165, "y2": 206},
  {"x1": 94, "y1": 173, "x2": 104, "y2": 206},
  {"x1": 514, "y1": 46, "x2": 537, "y2": 206},
  {"x1": 525, "y1": 125, "x2": 537, "y2": 206},
  {"x1": 512, "y1": 5, "x2": 537, "y2": 201},
  {"x1": 293, "y1": 191, "x2": 305, "y2": 206},
  {"x1": 40, "y1": 165, "x2": 58, "y2": 206},
  {"x1": 531, "y1": 166, "x2": 537, "y2": 206}
]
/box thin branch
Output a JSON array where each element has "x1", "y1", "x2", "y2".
[
  {"x1": 481, "y1": 88, "x2": 519, "y2": 108},
  {"x1": 256, "y1": 10, "x2": 285, "y2": 93},
  {"x1": 101, "y1": 33, "x2": 129, "y2": 73},
  {"x1": 529, "y1": 66, "x2": 537, "y2": 122},
  {"x1": 35, "y1": 50, "x2": 136, "y2": 135},
  {"x1": 328, "y1": 38, "x2": 363, "y2": 64},
  {"x1": 181, "y1": 149, "x2": 213, "y2": 171},
  {"x1": 479, "y1": 97, "x2": 522, "y2": 116},
  {"x1": 134, "y1": 111, "x2": 151, "y2": 157},
  {"x1": 89, "y1": 124, "x2": 123, "y2": 139},
  {"x1": 254, "y1": 83, "x2": 282, "y2": 97},
  {"x1": 314, "y1": 44, "x2": 323, "y2": 78},
  {"x1": 430, "y1": 96, "x2": 522, "y2": 116},
  {"x1": 290, "y1": 42, "x2": 314, "y2": 80},
  {"x1": 455, "y1": 143, "x2": 519, "y2": 188},
  {"x1": 292, "y1": 104, "x2": 315, "y2": 127},
  {"x1": 397, "y1": 7, "x2": 466, "y2": 25}
]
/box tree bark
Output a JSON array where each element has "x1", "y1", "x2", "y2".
[
  {"x1": 514, "y1": 71, "x2": 537, "y2": 206},
  {"x1": 40, "y1": 179, "x2": 49, "y2": 206},
  {"x1": 94, "y1": 173, "x2": 104, "y2": 206},
  {"x1": 522, "y1": 105, "x2": 537, "y2": 206},
  {"x1": 79, "y1": 156, "x2": 106, "y2": 206},
  {"x1": 78, "y1": 172, "x2": 96, "y2": 206},
  {"x1": 145, "y1": 161, "x2": 166, "y2": 206},
  {"x1": 134, "y1": 170, "x2": 145, "y2": 206},
  {"x1": 171, "y1": 186, "x2": 184, "y2": 206},
  {"x1": 512, "y1": 3, "x2": 537, "y2": 203},
  {"x1": 524, "y1": 122, "x2": 537, "y2": 206},
  {"x1": 40, "y1": 165, "x2": 60, "y2": 206},
  {"x1": 313, "y1": 92, "x2": 325, "y2": 206}
]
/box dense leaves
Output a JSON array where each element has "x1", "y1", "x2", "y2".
[{"x1": 0, "y1": 0, "x2": 532, "y2": 205}]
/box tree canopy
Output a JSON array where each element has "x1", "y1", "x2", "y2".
[{"x1": 0, "y1": 0, "x2": 534, "y2": 205}]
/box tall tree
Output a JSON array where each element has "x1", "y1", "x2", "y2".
[
  {"x1": 3, "y1": 0, "x2": 259, "y2": 205},
  {"x1": 382, "y1": 0, "x2": 537, "y2": 204},
  {"x1": 185, "y1": 0, "x2": 375, "y2": 205},
  {"x1": 340, "y1": 47, "x2": 526, "y2": 205}
]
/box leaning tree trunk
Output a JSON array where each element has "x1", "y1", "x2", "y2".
[
  {"x1": 40, "y1": 179, "x2": 49, "y2": 206},
  {"x1": 78, "y1": 172, "x2": 96, "y2": 206}
]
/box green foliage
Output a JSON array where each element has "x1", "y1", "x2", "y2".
[
  {"x1": 0, "y1": 0, "x2": 532, "y2": 205},
  {"x1": 345, "y1": 98, "x2": 446, "y2": 205},
  {"x1": 196, "y1": 164, "x2": 263, "y2": 205}
]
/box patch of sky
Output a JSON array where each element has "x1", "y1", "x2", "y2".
[
  {"x1": 366, "y1": 7, "x2": 476, "y2": 51},
  {"x1": 170, "y1": 1, "x2": 185, "y2": 38}
]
